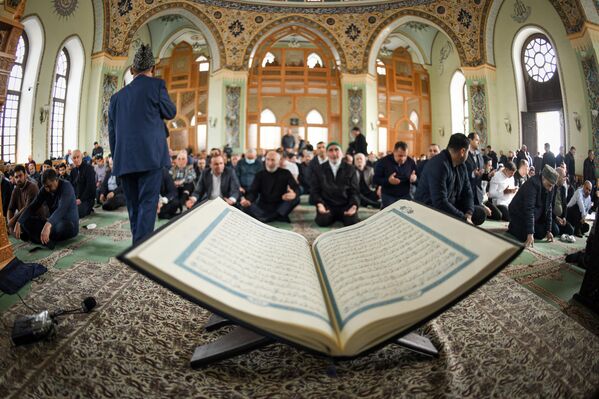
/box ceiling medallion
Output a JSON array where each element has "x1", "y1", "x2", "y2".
[
  {"x1": 255, "y1": 16, "x2": 264, "y2": 23},
  {"x1": 368, "y1": 16, "x2": 377, "y2": 24},
  {"x1": 53, "y1": 0, "x2": 78, "y2": 18},
  {"x1": 326, "y1": 18, "x2": 335, "y2": 26}
]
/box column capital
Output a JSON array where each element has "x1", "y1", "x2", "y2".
[
  {"x1": 461, "y1": 64, "x2": 496, "y2": 82},
  {"x1": 568, "y1": 22, "x2": 599, "y2": 53},
  {"x1": 211, "y1": 68, "x2": 249, "y2": 82},
  {"x1": 340, "y1": 73, "x2": 376, "y2": 86},
  {"x1": 91, "y1": 52, "x2": 128, "y2": 71}
]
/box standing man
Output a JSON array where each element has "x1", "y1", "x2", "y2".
[
  {"x1": 69, "y1": 149, "x2": 96, "y2": 218},
  {"x1": 347, "y1": 127, "x2": 368, "y2": 157},
  {"x1": 564, "y1": 146, "x2": 576, "y2": 187},
  {"x1": 465, "y1": 132, "x2": 485, "y2": 206},
  {"x1": 109, "y1": 44, "x2": 176, "y2": 244},
  {"x1": 542, "y1": 143, "x2": 556, "y2": 170}
]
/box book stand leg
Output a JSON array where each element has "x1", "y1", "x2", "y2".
[{"x1": 190, "y1": 314, "x2": 439, "y2": 368}]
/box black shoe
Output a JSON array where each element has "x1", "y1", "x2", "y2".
[
  {"x1": 45, "y1": 240, "x2": 56, "y2": 250},
  {"x1": 276, "y1": 215, "x2": 292, "y2": 223}
]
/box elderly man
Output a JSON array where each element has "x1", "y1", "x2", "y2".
[
  {"x1": 7, "y1": 164, "x2": 41, "y2": 235},
  {"x1": 354, "y1": 153, "x2": 380, "y2": 209},
  {"x1": 27, "y1": 162, "x2": 41, "y2": 188},
  {"x1": 109, "y1": 44, "x2": 176, "y2": 244},
  {"x1": 236, "y1": 148, "x2": 263, "y2": 194},
  {"x1": 552, "y1": 166, "x2": 575, "y2": 238},
  {"x1": 69, "y1": 149, "x2": 97, "y2": 218},
  {"x1": 487, "y1": 161, "x2": 517, "y2": 221},
  {"x1": 415, "y1": 133, "x2": 476, "y2": 224},
  {"x1": 566, "y1": 181, "x2": 594, "y2": 237},
  {"x1": 186, "y1": 155, "x2": 240, "y2": 208},
  {"x1": 99, "y1": 158, "x2": 126, "y2": 211},
  {"x1": 374, "y1": 141, "x2": 417, "y2": 208},
  {"x1": 170, "y1": 150, "x2": 196, "y2": 207},
  {"x1": 311, "y1": 142, "x2": 360, "y2": 226},
  {"x1": 15, "y1": 169, "x2": 79, "y2": 249},
  {"x1": 240, "y1": 151, "x2": 300, "y2": 223},
  {"x1": 508, "y1": 165, "x2": 558, "y2": 247}
]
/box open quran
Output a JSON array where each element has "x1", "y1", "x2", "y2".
[{"x1": 119, "y1": 198, "x2": 522, "y2": 357}]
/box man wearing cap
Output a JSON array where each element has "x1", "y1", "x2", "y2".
[
  {"x1": 374, "y1": 140, "x2": 417, "y2": 208},
  {"x1": 507, "y1": 164, "x2": 558, "y2": 247},
  {"x1": 311, "y1": 142, "x2": 360, "y2": 226},
  {"x1": 109, "y1": 44, "x2": 176, "y2": 244}
]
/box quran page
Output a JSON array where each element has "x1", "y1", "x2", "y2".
[
  {"x1": 312, "y1": 200, "x2": 520, "y2": 356},
  {"x1": 124, "y1": 199, "x2": 338, "y2": 353}
]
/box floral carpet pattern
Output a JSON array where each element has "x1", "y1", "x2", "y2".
[{"x1": 0, "y1": 201, "x2": 598, "y2": 398}]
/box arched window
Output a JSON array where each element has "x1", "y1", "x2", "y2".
[
  {"x1": 196, "y1": 55, "x2": 209, "y2": 72},
  {"x1": 450, "y1": 70, "x2": 468, "y2": 134},
  {"x1": 259, "y1": 109, "x2": 280, "y2": 149},
  {"x1": 409, "y1": 110, "x2": 419, "y2": 131},
  {"x1": 49, "y1": 48, "x2": 69, "y2": 159},
  {"x1": 262, "y1": 52, "x2": 276, "y2": 67},
  {"x1": 376, "y1": 59, "x2": 386, "y2": 75},
  {"x1": 306, "y1": 109, "x2": 327, "y2": 144},
  {"x1": 307, "y1": 53, "x2": 324, "y2": 69},
  {"x1": 0, "y1": 34, "x2": 27, "y2": 163}
]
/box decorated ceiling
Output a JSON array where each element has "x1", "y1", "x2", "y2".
[{"x1": 102, "y1": 0, "x2": 586, "y2": 73}]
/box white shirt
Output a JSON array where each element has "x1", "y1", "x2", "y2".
[
  {"x1": 488, "y1": 170, "x2": 516, "y2": 207},
  {"x1": 329, "y1": 160, "x2": 341, "y2": 178},
  {"x1": 210, "y1": 173, "x2": 222, "y2": 200},
  {"x1": 282, "y1": 160, "x2": 299, "y2": 180},
  {"x1": 567, "y1": 187, "x2": 593, "y2": 215},
  {"x1": 318, "y1": 156, "x2": 328, "y2": 165}
]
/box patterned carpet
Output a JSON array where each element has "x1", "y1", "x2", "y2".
[{"x1": 0, "y1": 198, "x2": 598, "y2": 398}]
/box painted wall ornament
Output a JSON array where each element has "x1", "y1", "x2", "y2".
[
  {"x1": 53, "y1": 0, "x2": 78, "y2": 18},
  {"x1": 225, "y1": 86, "x2": 241, "y2": 148},
  {"x1": 511, "y1": 0, "x2": 531, "y2": 23},
  {"x1": 438, "y1": 40, "x2": 453, "y2": 75}
]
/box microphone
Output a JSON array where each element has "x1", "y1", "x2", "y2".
[{"x1": 51, "y1": 296, "x2": 97, "y2": 318}]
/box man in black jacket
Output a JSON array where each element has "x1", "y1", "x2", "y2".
[
  {"x1": 414, "y1": 133, "x2": 475, "y2": 224},
  {"x1": 465, "y1": 132, "x2": 485, "y2": 206},
  {"x1": 564, "y1": 146, "x2": 576, "y2": 187},
  {"x1": 508, "y1": 164, "x2": 558, "y2": 247},
  {"x1": 186, "y1": 155, "x2": 240, "y2": 208},
  {"x1": 373, "y1": 140, "x2": 417, "y2": 208},
  {"x1": 69, "y1": 149, "x2": 96, "y2": 218},
  {"x1": 542, "y1": 143, "x2": 556, "y2": 170},
  {"x1": 241, "y1": 151, "x2": 300, "y2": 223},
  {"x1": 552, "y1": 166, "x2": 574, "y2": 237},
  {"x1": 347, "y1": 127, "x2": 368, "y2": 156},
  {"x1": 311, "y1": 142, "x2": 360, "y2": 226},
  {"x1": 98, "y1": 159, "x2": 126, "y2": 211}
]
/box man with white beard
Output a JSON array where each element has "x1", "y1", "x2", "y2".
[
  {"x1": 240, "y1": 151, "x2": 300, "y2": 223},
  {"x1": 311, "y1": 142, "x2": 360, "y2": 226}
]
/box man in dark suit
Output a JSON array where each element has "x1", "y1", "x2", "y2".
[
  {"x1": 508, "y1": 165, "x2": 558, "y2": 247},
  {"x1": 311, "y1": 142, "x2": 360, "y2": 226},
  {"x1": 186, "y1": 155, "x2": 240, "y2": 208},
  {"x1": 564, "y1": 146, "x2": 576, "y2": 187},
  {"x1": 347, "y1": 127, "x2": 368, "y2": 157},
  {"x1": 552, "y1": 166, "x2": 574, "y2": 237},
  {"x1": 240, "y1": 151, "x2": 300, "y2": 223},
  {"x1": 69, "y1": 149, "x2": 96, "y2": 218},
  {"x1": 414, "y1": 133, "x2": 475, "y2": 224},
  {"x1": 109, "y1": 44, "x2": 176, "y2": 244},
  {"x1": 542, "y1": 143, "x2": 556, "y2": 170},
  {"x1": 465, "y1": 132, "x2": 485, "y2": 206}
]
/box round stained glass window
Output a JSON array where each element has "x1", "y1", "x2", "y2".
[{"x1": 523, "y1": 37, "x2": 557, "y2": 82}]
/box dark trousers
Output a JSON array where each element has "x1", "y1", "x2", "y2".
[
  {"x1": 78, "y1": 200, "x2": 94, "y2": 219},
  {"x1": 244, "y1": 197, "x2": 300, "y2": 223},
  {"x1": 102, "y1": 193, "x2": 127, "y2": 211},
  {"x1": 121, "y1": 168, "x2": 162, "y2": 244},
  {"x1": 552, "y1": 219, "x2": 574, "y2": 236},
  {"x1": 158, "y1": 198, "x2": 180, "y2": 220},
  {"x1": 359, "y1": 190, "x2": 381, "y2": 209},
  {"x1": 315, "y1": 206, "x2": 359, "y2": 227},
  {"x1": 485, "y1": 201, "x2": 509, "y2": 221},
  {"x1": 507, "y1": 220, "x2": 549, "y2": 242},
  {"x1": 20, "y1": 216, "x2": 77, "y2": 246},
  {"x1": 567, "y1": 206, "x2": 590, "y2": 236},
  {"x1": 381, "y1": 193, "x2": 411, "y2": 209}
]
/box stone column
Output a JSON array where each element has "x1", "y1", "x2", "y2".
[
  {"x1": 340, "y1": 73, "x2": 377, "y2": 154},
  {"x1": 462, "y1": 64, "x2": 496, "y2": 147}
]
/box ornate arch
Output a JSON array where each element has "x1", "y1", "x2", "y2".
[
  {"x1": 242, "y1": 16, "x2": 348, "y2": 73},
  {"x1": 365, "y1": 9, "x2": 470, "y2": 73},
  {"x1": 111, "y1": 2, "x2": 225, "y2": 71}
]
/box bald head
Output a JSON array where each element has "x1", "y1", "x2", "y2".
[
  {"x1": 556, "y1": 166, "x2": 566, "y2": 186},
  {"x1": 583, "y1": 180, "x2": 593, "y2": 197},
  {"x1": 265, "y1": 151, "x2": 280, "y2": 172}
]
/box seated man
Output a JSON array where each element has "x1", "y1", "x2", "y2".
[
  {"x1": 298, "y1": 150, "x2": 313, "y2": 195},
  {"x1": 15, "y1": 169, "x2": 79, "y2": 248},
  {"x1": 27, "y1": 161, "x2": 41, "y2": 187},
  {"x1": 186, "y1": 155, "x2": 240, "y2": 208},
  {"x1": 374, "y1": 141, "x2": 417, "y2": 208},
  {"x1": 566, "y1": 180, "x2": 594, "y2": 237},
  {"x1": 236, "y1": 148, "x2": 263, "y2": 194},
  {"x1": 552, "y1": 166, "x2": 574, "y2": 237},
  {"x1": 507, "y1": 165, "x2": 558, "y2": 247},
  {"x1": 240, "y1": 151, "x2": 300, "y2": 223},
  {"x1": 311, "y1": 142, "x2": 360, "y2": 227},
  {"x1": 41, "y1": 160, "x2": 53, "y2": 173},
  {"x1": 354, "y1": 153, "x2": 380, "y2": 209},
  {"x1": 99, "y1": 158, "x2": 126, "y2": 211},
  {"x1": 57, "y1": 163, "x2": 69, "y2": 180},
  {"x1": 170, "y1": 150, "x2": 197, "y2": 208},
  {"x1": 513, "y1": 159, "x2": 529, "y2": 188},
  {"x1": 7, "y1": 164, "x2": 41, "y2": 235},
  {"x1": 69, "y1": 149, "x2": 97, "y2": 218},
  {"x1": 486, "y1": 161, "x2": 517, "y2": 221},
  {"x1": 158, "y1": 167, "x2": 180, "y2": 220},
  {"x1": 415, "y1": 134, "x2": 476, "y2": 224}
]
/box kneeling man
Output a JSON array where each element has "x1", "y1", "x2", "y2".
[
  {"x1": 240, "y1": 151, "x2": 300, "y2": 223},
  {"x1": 311, "y1": 142, "x2": 360, "y2": 226},
  {"x1": 15, "y1": 169, "x2": 79, "y2": 248}
]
